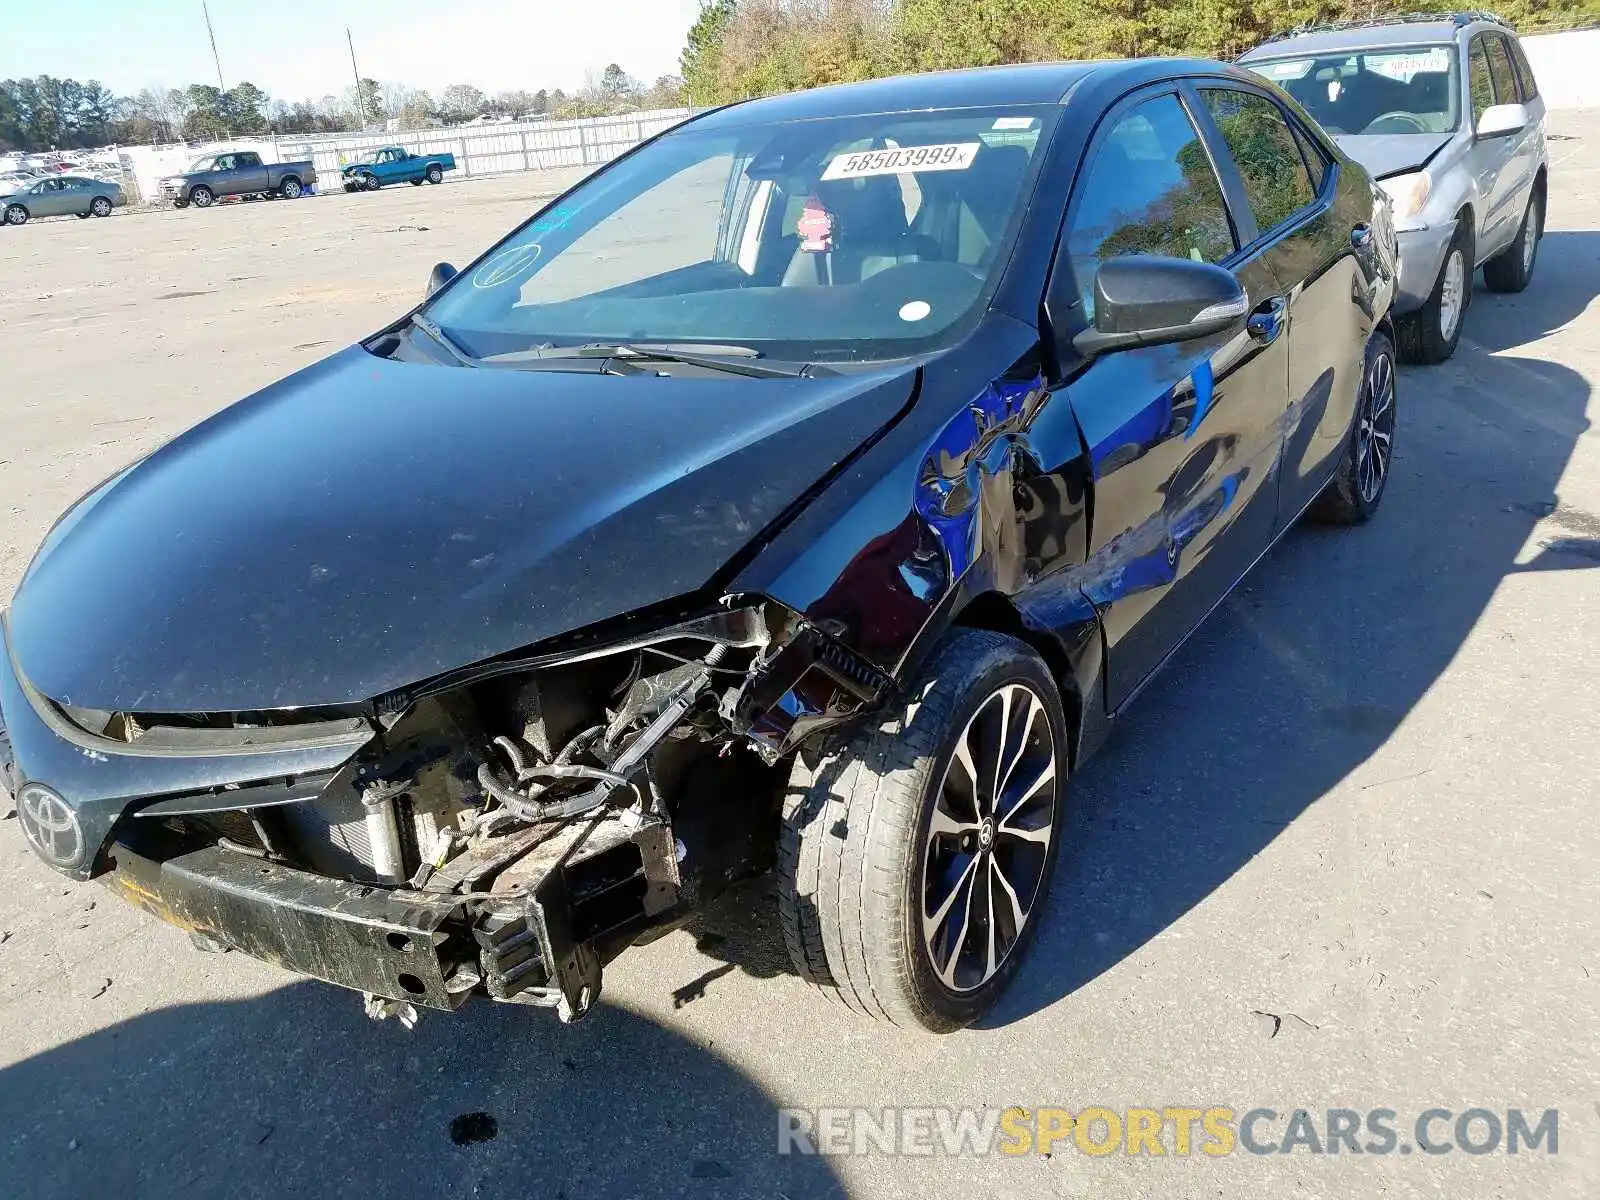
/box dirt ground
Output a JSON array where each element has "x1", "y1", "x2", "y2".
[{"x1": 1, "y1": 116, "x2": 1597, "y2": 1200}]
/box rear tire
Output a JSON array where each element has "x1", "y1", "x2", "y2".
[
  {"x1": 190, "y1": 186, "x2": 214, "y2": 209},
  {"x1": 4, "y1": 204, "x2": 28, "y2": 226},
  {"x1": 778, "y1": 629, "x2": 1067, "y2": 1031},
  {"x1": 1396, "y1": 223, "x2": 1471, "y2": 365},
  {"x1": 426, "y1": 164, "x2": 444, "y2": 185},
  {"x1": 1484, "y1": 186, "x2": 1542, "y2": 293},
  {"x1": 1311, "y1": 330, "x2": 1397, "y2": 525},
  {"x1": 91, "y1": 196, "x2": 112, "y2": 217},
  {"x1": 280, "y1": 176, "x2": 303, "y2": 199}
]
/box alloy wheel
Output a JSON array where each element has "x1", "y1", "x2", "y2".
[
  {"x1": 921, "y1": 682, "x2": 1058, "y2": 993},
  {"x1": 1356, "y1": 348, "x2": 1396, "y2": 504},
  {"x1": 1438, "y1": 249, "x2": 1465, "y2": 340}
]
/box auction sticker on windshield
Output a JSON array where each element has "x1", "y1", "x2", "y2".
[{"x1": 822, "y1": 143, "x2": 980, "y2": 181}]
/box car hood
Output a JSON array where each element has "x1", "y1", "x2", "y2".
[
  {"x1": 1334, "y1": 132, "x2": 1453, "y2": 180},
  {"x1": 8, "y1": 346, "x2": 916, "y2": 711}
]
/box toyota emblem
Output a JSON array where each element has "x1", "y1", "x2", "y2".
[{"x1": 17, "y1": 783, "x2": 84, "y2": 869}]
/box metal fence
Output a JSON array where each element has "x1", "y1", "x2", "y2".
[{"x1": 277, "y1": 108, "x2": 700, "y2": 187}]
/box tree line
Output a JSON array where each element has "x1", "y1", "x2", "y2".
[
  {"x1": 680, "y1": 0, "x2": 1599, "y2": 104},
  {"x1": 0, "y1": 67, "x2": 685, "y2": 153}
]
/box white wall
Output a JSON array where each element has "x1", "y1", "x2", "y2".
[{"x1": 1521, "y1": 29, "x2": 1600, "y2": 110}]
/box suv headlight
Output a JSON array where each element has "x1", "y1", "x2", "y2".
[{"x1": 1379, "y1": 170, "x2": 1431, "y2": 231}]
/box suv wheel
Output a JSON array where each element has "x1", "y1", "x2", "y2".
[
  {"x1": 1484, "y1": 187, "x2": 1543, "y2": 293},
  {"x1": 779, "y1": 629, "x2": 1067, "y2": 1031},
  {"x1": 1397, "y1": 224, "x2": 1471, "y2": 364},
  {"x1": 190, "y1": 186, "x2": 215, "y2": 208}
]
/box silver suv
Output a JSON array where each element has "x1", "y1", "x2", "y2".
[{"x1": 1240, "y1": 12, "x2": 1547, "y2": 363}]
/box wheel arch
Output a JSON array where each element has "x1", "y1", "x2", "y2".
[{"x1": 948, "y1": 590, "x2": 1096, "y2": 769}]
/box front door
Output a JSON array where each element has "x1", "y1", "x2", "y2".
[{"x1": 1050, "y1": 87, "x2": 1292, "y2": 709}]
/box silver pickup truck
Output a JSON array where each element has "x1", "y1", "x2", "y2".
[{"x1": 159, "y1": 151, "x2": 317, "y2": 209}]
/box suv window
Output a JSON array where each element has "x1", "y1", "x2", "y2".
[
  {"x1": 1485, "y1": 35, "x2": 1521, "y2": 104},
  {"x1": 1200, "y1": 89, "x2": 1316, "y2": 236},
  {"x1": 1065, "y1": 93, "x2": 1236, "y2": 314},
  {"x1": 1469, "y1": 38, "x2": 1495, "y2": 125},
  {"x1": 1508, "y1": 37, "x2": 1539, "y2": 100}
]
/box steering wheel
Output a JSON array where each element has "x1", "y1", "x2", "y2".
[{"x1": 1364, "y1": 111, "x2": 1430, "y2": 134}]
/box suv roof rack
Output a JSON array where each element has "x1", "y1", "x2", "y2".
[{"x1": 1261, "y1": 11, "x2": 1512, "y2": 45}]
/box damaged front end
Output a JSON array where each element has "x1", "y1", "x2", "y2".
[{"x1": 26, "y1": 597, "x2": 890, "y2": 1023}]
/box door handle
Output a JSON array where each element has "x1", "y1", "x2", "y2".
[
  {"x1": 1247, "y1": 297, "x2": 1287, "y2": 344},
  {"x1": 1351, "y1": 224, "x2": 1373, "y2": 249}
]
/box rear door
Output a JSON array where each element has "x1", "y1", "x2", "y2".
[
  {"x1": 1193, "y1": 83, "x2": 1374, "y2": 524},
  {"x1": 1050, "y1": 85, "x2": 1292, "y2": 709},
  {"x1": 233, "y1": 152, "x2": 269, "y2": 193}
]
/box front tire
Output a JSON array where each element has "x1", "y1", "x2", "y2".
[
  {"x1": 1397, "y1": 224, "x2": 1471, "y2": 364},
  {"x1": 362, "y1": 173, "x2": 381, "y2": 191},
  {"x1": 1311, "y1": 330, "x2": 1397, "y2": 525},
  {"x1": 779, "y1": 629, "x2": 1067, "y2": 1031},
  {"x1": 409, "y1": 178, "x2": 424, "y2": 186},
  {"x1": 4, "y1": 204, "x2": 28, "y2": 226},
  {"x1": 1484, "y1": 187, "x2": 1542, "y2": 293},
  {"x1": 189, "y1": 186, "x2": 215, "y2": 209}
]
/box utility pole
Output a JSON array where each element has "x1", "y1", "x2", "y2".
[
  {"x1": 203, "y1": 1, "x2": 225, "y2": 91},
  {"x1": 347, "y1": 28, "x2": 366, "y2": 128}
]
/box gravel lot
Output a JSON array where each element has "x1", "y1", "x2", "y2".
[{"x1": 1, "y1": 114, "x2": 1597, "y2": 1200}]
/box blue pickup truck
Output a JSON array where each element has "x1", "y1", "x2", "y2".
[{"x1": 341, "y1": 146, "x2": 456, "y2": 192}]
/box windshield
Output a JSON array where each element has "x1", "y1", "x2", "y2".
[
  {"x1": 1247, "y1": 44, "x2": 1460, "y2": 135},
  {"x1": 422, "y1": 105, "x2": 1057, "y2": 362},
  {"x1": 355, "y1": 150, "x2": 384, "y2": 165},
  {"x1": 188, "y1": 156, "x2": 216, "y2": 172}
]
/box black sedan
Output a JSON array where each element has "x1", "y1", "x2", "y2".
[{"x1": 1, "y1": 59, "x2": 1397, "y2": 1031}]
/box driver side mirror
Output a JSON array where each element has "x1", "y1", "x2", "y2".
[
  {"x1": 1476, "y1": 102, "x2": 1528, "y2": 140},
  {"x1": 426, "y1": 261, "x2": 458, "y2": 297},
  {"x1": 1072, "y1": 256, "x2": 1248, "y2": 358}
]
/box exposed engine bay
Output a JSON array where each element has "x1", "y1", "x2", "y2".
[{"x1": 117, "y1": 598, "x2": 891, "y2": 1025}]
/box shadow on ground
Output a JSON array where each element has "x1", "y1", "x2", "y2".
[{"x1": 0, "y1": 981, "x2": 845, "y2": 1200}]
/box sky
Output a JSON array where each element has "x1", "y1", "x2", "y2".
[{"x1": 0, "y1": 0, "x2": 705, "y2": 100}]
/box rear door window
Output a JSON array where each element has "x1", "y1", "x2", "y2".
[
  {"x1": 1508, "y1": 37, "x2": 1539, "y2": 100},
  {"x1": 1200, "y1": 89, "x2": 1317, "y2": 237},
  {"x1": 1066, "y1": 92, "x2": 1237, "y2": 314}
]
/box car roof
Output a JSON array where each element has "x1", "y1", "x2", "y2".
[
  {"x1": 688, "y1": 58, "x2": 1253, "y2": 130},
  {"x1": 1239, "y1": 19, "x2": 1478, "y2": 60}
]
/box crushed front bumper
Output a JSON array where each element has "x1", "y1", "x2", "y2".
[{"x1": 106, "y1": 824, "x2": 474, "y2": 1010}]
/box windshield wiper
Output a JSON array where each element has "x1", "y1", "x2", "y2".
[
  {"x1": 408, "y1": 312, "x2": 478, "y2": 368},
  {"x1": 483, "y1": 342, "x2": 822, "y2": 379}
]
